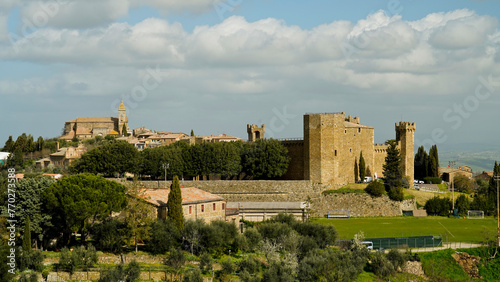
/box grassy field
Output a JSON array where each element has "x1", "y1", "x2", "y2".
[{"x1": 313, "y1": 216, "x2": 498, "y2": 243}]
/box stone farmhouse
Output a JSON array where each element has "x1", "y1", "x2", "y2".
[
  {"x1": 250, "y1": 112, "x2": 415, "y2": 187},
  {"x1": 140, "y1": 187, "x2": 229, "y2": 223}
]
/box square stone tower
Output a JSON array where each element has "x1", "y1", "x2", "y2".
[{"x1": 395, "y1": 122, "x2": 416, "y2": 186}]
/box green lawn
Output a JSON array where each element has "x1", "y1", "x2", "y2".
[{"x1": 313, "y1": 216, "x2": 497, "y2": 243}]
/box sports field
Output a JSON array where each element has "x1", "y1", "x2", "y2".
[{"x1": 313, "y1": 216, "x2": 498, "y2": 243}]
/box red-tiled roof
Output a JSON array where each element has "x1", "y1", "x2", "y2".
[{"x1": 140, "y1": 187, "x2": 224, "y2": 206}]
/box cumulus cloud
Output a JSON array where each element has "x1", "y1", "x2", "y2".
[
  {"x1": 18, "y1": 0, "x2": 130, "y2": 29},
  {"x1": 2, "y1": 9, "x2": 499, "y2": 100}
]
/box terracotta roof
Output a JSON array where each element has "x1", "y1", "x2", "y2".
[
  {"x1": 60, "y1": 132, "x2": 75, "y2": 140},
  {"x1": 75, "y1": 128, "x2": 92, "y2": 135},
  {"x1": 140, "y1": 187, "x2": 224, "y2": 207},
  {"x1": 344, "y1": 121, "x2": 373, "y2": 129},
  {"x1": 66, "y1": 117, "x2": 116, "y2": 123},
  {"x1": 50, "y1": 148, "x2": 68, "y2": 156}
]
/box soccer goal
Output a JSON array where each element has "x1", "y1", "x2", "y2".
[{"x1": 467, "y1": 210, "x2": 484, "y2": 219}]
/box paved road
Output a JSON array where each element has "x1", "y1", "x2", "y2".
[{"x1": 380, "y1": 242, "x2": 483, "y2": 253}]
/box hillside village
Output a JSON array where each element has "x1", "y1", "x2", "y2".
[{"x1": 1, "y1": 100, "x2": 499, "y2": 281}]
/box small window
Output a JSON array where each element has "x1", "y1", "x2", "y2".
[
  {"x1": 335, "y1": 150, "x2": 337, "y2": 156},
  {"x1": 201, "y1": 205, "x2": 204, "y2": 212},
  {"x1": 344, "y1": 130, "x2": 347, "y2": 134},
  {"x1": 222, "y1": 203, "x2": 225, "y2": 210},
  {"x1": 189, "y1": 206, "x2": 192, "y2": 214},
  {"x1": 349, "y1": 148, "x2": 352, "y2": 153},
  {"x1": 358, "y1": 128, "x2": 361, "y2": 133},
  {"x1": 213, "y1": 203, "x2": 216, "y2": 211}
]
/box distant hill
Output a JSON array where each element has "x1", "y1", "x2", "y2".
[{"x1": 439, "y1": 149, "x2": 500, "y2": 174}]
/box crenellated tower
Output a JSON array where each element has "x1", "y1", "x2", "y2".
[
  {"x1": 395, "y1": 122, "x2": 416, "y2": 187},
  {"x1": 247, "y1": 124, "x2": 265, "y2": 142}
]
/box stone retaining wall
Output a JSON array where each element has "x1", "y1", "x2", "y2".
[
  {"x1": 114, "y1": 179, "x2": 416, "y2": 217},
  {"x1": 311, "y1": 193, "x2": 416, "y2": 217}
]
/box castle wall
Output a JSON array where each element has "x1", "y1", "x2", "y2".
[
  {"x1": 340, "y1": 126, "x2": 375, "y2": 183},
  {"x1": 373, "y1": 144, "x2": 389, "y2": 178},
  {"x1": 280, "y1": 140, "x2": 305, "y2": 180}
]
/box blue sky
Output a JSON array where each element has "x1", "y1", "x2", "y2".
[{"x1": 1, "y1": 0, "x2": 499, "y2": 152}]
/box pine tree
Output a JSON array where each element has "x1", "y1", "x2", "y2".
[
  {"x1": 2, "y1": 136, "x2": 14, "y2": 152},
  {"x1": 167, "y1": 176, "x2": 185, "y2": 230},
  {"x1": 383, "y1": 139, "x2": 403, "y2": 189},
  {"x1": 23, "y1": 216, "x2": 31, "y2": 251},
  {"x1": 359, "y1": 151, "x2": 366, "y2": 181},
  {"x1": 354, "y1": 159, "x2": 359, "y2": 183}
]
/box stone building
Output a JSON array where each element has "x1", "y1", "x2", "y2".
[
  {"x1": 280, "y1": 112, "x2": 415, "y2": 187},
  {"x1": 140, "y1": 187, "x2": 227, "y2": 222},
  {"x1": 60, "y1": 100, "x2": 129, "y2": 140}
]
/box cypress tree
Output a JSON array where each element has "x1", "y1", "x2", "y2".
[
  {"x1": 23, "y1": 216, "x2": 31, "y2": 251},
  {"x1": 122, "y1": 124, "x2": 129, "y2": 136},
  {"x1": 359, "y1": 151, "x2": 366, "y2": 181},
  {"x1": 366, "y1": 166, "x2": 372, "y2": 177},
  {"x1": 190, "y1": 129, "x2": 195, "y2": 137},
  {"x1": 167, "y1": 175, "x2": 184, "y2": 230},
  {"x1": 354, "y1": 159, "x2": 359, "y2": 183}
]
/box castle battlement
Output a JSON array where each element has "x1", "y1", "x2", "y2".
[{"x1": 395, "y1": 122, "x2": 416, "y2": 131}]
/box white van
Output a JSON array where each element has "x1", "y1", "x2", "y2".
[{"x1": 362, "y1": 241, "x2": 373, "y2": 250}]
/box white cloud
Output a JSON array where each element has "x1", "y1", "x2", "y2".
[
  {"x1": 19, "y1": 0, "x2": 130, "y2": 29},
  {"x1": 1, "y1": 9, "x2": 499, "y2": 103},
  {"x1": 132, "y1": 0, "x2": 225, "y2": 15}
]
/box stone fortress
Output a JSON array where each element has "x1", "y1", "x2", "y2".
[
  {"x1": 60, "y1": 100, "x2": 129, "y2": 140},
  {"x1": 250, "y1": 112, "x2": 415, "y2": 187}
]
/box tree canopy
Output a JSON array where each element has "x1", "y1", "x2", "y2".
[
  {"x1": 70, "y1": 140, "x2": 140, "y2": 176},
  {"x1": 42, "y1": 173, "x2": 128, "y2": 244}
]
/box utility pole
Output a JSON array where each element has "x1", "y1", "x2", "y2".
[
  {"x1": 162, "y1": 163, "x2": 169, "y2": 187},
  {"x1": 449, "y1": 161, "x2": 456, "y2": 211},
  {"x1": 495, "y1": 174, "x2": 500, "y2": 247}
]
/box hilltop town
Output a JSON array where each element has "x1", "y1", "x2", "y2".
[{"x1": 1, "y1": 101, "x2": 499, "y2": 281}]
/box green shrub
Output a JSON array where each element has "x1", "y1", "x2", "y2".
[
  {"x1": 183, "y1": 268, "x2": 203, "y2": 282},
  {"x1": 146, "y1": 220, "x2": 180, "y2": 254},
  {"x1": 365, "y1": 181, "x2": 386, "y2": 197},
  {"x1": 199, "y1": 253, "x2": 213, "y2": 274},
  {"x1": 370, "y1": 251, "x2": 395, "y2": 277},
  {"x1": 424, "y1": 177, "x2": 442, "y2": 184},
  {"x1": 424, "y1": 197, "x2": 452, "y2": 216},
  {"x1": 386, "y1": 249, "x2": 406, "y2": 270},
  {"x1": 243, "y1": 228, "x2": 262, "y2": 252},
  {"x1": 322, "y1": 188, "x2": 366, "y2": 195},
  {"x1": 99, "y1": 260, "x2": 141, "y2": 282},
  {"x1": 388, "y1": 186, "x2": 404, "y2": 201},
  {"x1": 239, "y1": 256, "x2": 261, "y2": 274},
  {"x1": 58, "y1": 245, "x2": 98, "y2": 274},
  {"x1": 420, "y1": 248, "x2": 469, "y2": 281},
  {"x1": 92, "y1": 218, "x2": 129, "y2": 253}
]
